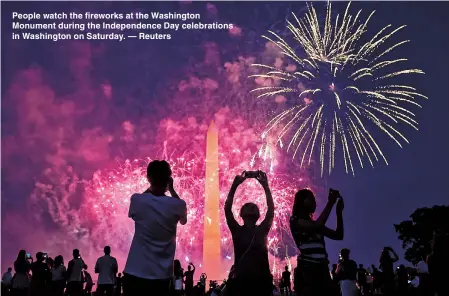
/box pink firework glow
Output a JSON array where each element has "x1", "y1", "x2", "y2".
[
  {"x1": 1, "y1": 2, "x2": 321, "y2": 278},
  {"x1": 30, "y1": 117, "x2": 314, "y2": 278}
]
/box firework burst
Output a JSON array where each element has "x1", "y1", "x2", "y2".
[{"x1": 250, "y1": 2, "x2": 427, "y2": 176}]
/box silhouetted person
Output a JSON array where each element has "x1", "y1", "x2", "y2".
[
  {"x1": 289, "y1": 189, "x2": 344, "y2": 296},
  {"x1": 12, "y1": 250, "x2": 31, "y2": 296},
  {"x1": 336, "y1": 248, "x2": 357, "y2": 296},
  {"x1": 95, "y1": 246, "x2": 118, "y2": 296},
  {"x1": 330, "y1": 264, "x2": 339, "y2": 296},
  {"x1": 173, "y1": 260, "x2": 183, "y2": 296},
  {"x1": 30, "y1": 252, "x2": 50, "y2": 296},
  {"x1": 371, "y1": 264, "x2": 381, "y2": 294},
  {"x1": 115, "y1": 273, "x2": 122, "y2": 296},
  {"x1": 83, "y1": 265, "x2": 94, "y2": 296},
  {"x1": 50, "y1": 255, "x2": 66, "y2": 296},
  {"x1": 66, "y1": 249, "x2": 85, "y2": 296},
  {"x1": 416, "y1": 257, "x2": 431, "y2": 296},
  {"x1": 427, "y1": 233, "x2": 449, "y2": 296},
  {"x1": 199, "y1": 273, "x2": 207, "y2": 295},
  {"x1": 356, "y1": 264, "x2": 367, "y2": 295},
  {"x1": 225, "y1": 170, "x2": 274, "y2": 296},
  {"x1": 379, "y1": 246, "x2": 398, "y2": 295},
  {"x1": 395, "y1": 264, "x2": 409, "y2": 296},
  {"x1": 281, "y1": 266, "x2": 292, "y2": 296},
  {"x1": 47, "y1": 257, "x2": 54, "y2": 269},
  {"x1": 184, "y1": 263, "x2": 196, "y2": 296},
  {"x1": 2, "y1": 267, "x2": 13, "y2": 295},
  {"x1": 123, "y1": 160, "x2": 187, "y2": 296}
]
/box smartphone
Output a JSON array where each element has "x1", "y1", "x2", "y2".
[
  {"x1": 26, "y1": 253, "x2": 31, "y2": 259},
  {"x1": 43, "y1": 253, "x2": 48, "y2": 259},
  {"x1": 330, "y1": 188, "x2": 341, "y2": 198},
  {"x1": 243, "y1": 171, "x2": 259, "y2": 178}
]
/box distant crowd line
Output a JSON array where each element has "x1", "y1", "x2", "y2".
[{"x1": 2, "y1": 160, "x2": 448, "y2": 296}]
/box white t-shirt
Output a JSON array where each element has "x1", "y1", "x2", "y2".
[
  {"x1": 95, "y1": 255, "x2": 118, "y2": 285},
  {"x1": 417, "y1": 261, "x2": 428, "y2": 274},
  {"x1": 124, "y1": 193, "x2": 187, "y2": 280},
  {"x1": 52, "y1": 265, "x2": 66, "y2": 281}
]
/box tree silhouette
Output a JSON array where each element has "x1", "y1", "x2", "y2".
[{"x1": 394, "y1": 205, "x2": 449, "y2": 263}]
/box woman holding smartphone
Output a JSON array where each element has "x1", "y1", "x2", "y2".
[
  {"x1": 289, "y1": 189, "x2": 344, "y2": 296},
  {"x1": 12, "y1": 250, "x2": 32, "y2": 296}
]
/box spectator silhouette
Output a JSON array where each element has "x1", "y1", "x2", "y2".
[
  {"x1": 47, "y1": 257, "x2": 54, "y2": 269},
  {"x1": 30, "y1": 252, "x2": 50, "y2": 296},
  {"x1": 199, "y1": 273, "x2": 207, "y2": 295},
  {"x1": 66, "y1": 249, "x2": 85, "y2": 296},
  {"x1": 336, "y1": 248, "x2": 358, "y2": 296},
  {"x1": 371, "y1": 264, "x2": 381, "y2": 294},
  {"x1": 50, "y1": 255, "x2": 66, "y2": 296},
  {"x1": 395, "y1": 264, "x2": 409, "y2": 296},
  {"x1": 330, "y1": 264, "x2": 339, "y2": 296},
  {"x1": 281, "y1": 266, "x2": 292, "y2": 296},
  {"x1": 427, "y1": 232, "x2": 449, "y2": 296},
  {"x1": 173, "y1": 260, "x2": 184, "y2": 295},
  {"x1": 12, "y1": 250, "x2": 31, "y2": 296},
  {"x1": 289, "y1": 188, "x2": 344, "y2": 296},
  {"x1": 123, "y1": 160, "x2": 187, "y2": 296},
  {"x1": 224, "y1": 170, "x2": 274, "y2": 296},
  {"x1": 115, "y1": 273, "x2": 122, "y2": 296},
  {"x1": 83, "y1": 265, "x2": 94, "y2": 296},
  {"x1": 2, "y1": 267, "x2": 13, "y2": 295},
  {"x1": 379, "y1": 246, "x2": 398, "y2": 295},
  {"x1": 416, "y1": 256, "x2": 431, "y2": 296},
  {"x1": 95, "y1": 246, "x2": 118, "y2": 296},
  {"x1": 184, "y1": 263, "x2": 196, "y2": 296},
  {"x1": 356, "y1": 264, "x2": 367, "y2": 295}
]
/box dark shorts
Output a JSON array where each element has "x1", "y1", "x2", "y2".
[
  {"x1": 294, "y1": 261, "x2": 332, "y2": 296},
  {"x1": 123, "y1": 273, "x2": 170, "y2": 296}
]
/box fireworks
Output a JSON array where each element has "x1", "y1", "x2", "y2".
[
  {"x1": 31, "y1": 118, "x2": 311, "y2": 278},
  {"x1": 83, "y1": 152, "x2": 305, "y2": 276},
  {"x1": 250, "y1": 2, "x2": 427, "y2": 176}
]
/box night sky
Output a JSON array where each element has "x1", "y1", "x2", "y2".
[{"x1": 1, "y1": 1, "x2": 449, "y2": 273}]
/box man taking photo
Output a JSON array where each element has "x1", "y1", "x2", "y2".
[{"x1": 123, "y1": 160, "x2": 187, "y2": 296}]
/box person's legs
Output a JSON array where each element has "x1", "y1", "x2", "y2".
[
  {"x1": 124, "y1": 273, "x2": 164, "y2": 296},
  {"x1": 105, "y1": 284, "x2": 114, "y2": 296},
  {"x1": 66, "y1": 282, "x2": 73, "y2": 296},
  {"x1": 96, "y1": 284, "x2": 106, "y2": 295},
  {"x1": 296, "y1": 262, "x2": 333, "y2": 296},
  {"x1": 150, "y1": 279, "x2": 171, "y2": 296}
]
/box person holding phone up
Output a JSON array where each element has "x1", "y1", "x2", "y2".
[
  {"x1": 224, "y1": 170, "x2": 274, "y2": 296},
  {"x1": 290, "y1": 188, "x2": 344, "y2": 296}
]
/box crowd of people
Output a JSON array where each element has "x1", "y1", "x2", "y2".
[{"x1": 2, "y1": 160, "x2": 448, "y2": 296}]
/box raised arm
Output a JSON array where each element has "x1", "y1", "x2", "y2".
[
  {"x1": 168, "y1": 177, "x2": 180, "y2": 199},
  {"x1": 168, "y1": 177, "x2": 187, "y2": 225},
  {"x1": 225, "y1": 175, "x2": 246, "y2": 230},
  {"x1": 295, "y1": 197, "x2": 344, "y2": 240},
  {"x1": 388, "y1": 247, "x2": 399, "y2": 262},
  {"x1": 258, "y1": 172, "x2": 274, "y2": 232},
  {"x1": 333, "y1": 197, "x2": 344, "y2": 240},
  {"x1": 316, "y1": 189, "x2": 338, "y2": 226}
]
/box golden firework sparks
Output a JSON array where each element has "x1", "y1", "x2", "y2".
[{"x1": 250, "y1": 1, "x2": 426, "y2": 176}]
